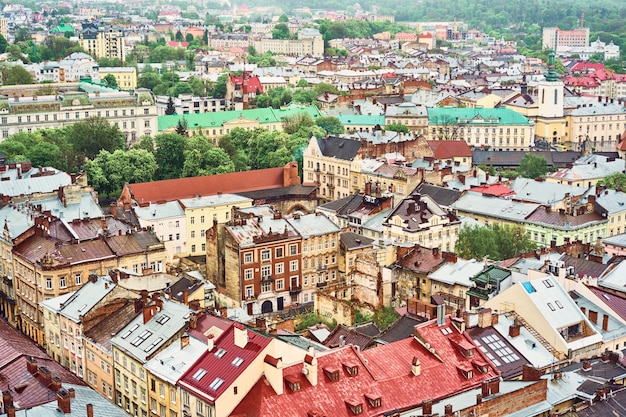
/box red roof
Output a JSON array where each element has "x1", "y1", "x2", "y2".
[
  {"x1": 570, "y1": 62, "x2": 605, "y2": 73},
  {"x1": 231, "y1": 317, "x2": 499, "y2": 417},
  {"x1": 588, "y1": 287, "x2": 626, "y2": 322},
  {"x1": 168, "y1": 41, "x2": 189, "y2": 47},
  {"x1": 229, "y1": 74, "x2": 263, "y2": 94},
  {"x1": 125, "y1": 166, "x2": 290, "y2": 204},
  {"x1": 179, "y1": 323, "x2": 271, "y2": 404},
  {"x1": 0, "y1": 320, "x2": 85, "y2": 411},
  {"x1": 470, "y1": 184, "x2": 515, "y2": 197},
  {"x1": 427, "y1": 140, "x2": 472, "y2": 159}
]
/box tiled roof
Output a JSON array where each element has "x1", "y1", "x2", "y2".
[
  {"x1": 231, "y1": 317, "x2": 499, "y2": 417},
  {"x1": 125, "y1": 166, "x2": 288, "y2": 204},
  {"x1": 472, "y1": 150, "x2": 580, "y2": 168},
  {"x1": 525, "y1": 207, "x2": 605, "y2": 230},
  {"x1": 470, "y1": 184, "x2": 515, "y2": 197},
  {"x1": 413, "y1": 183, "x2": 462, "y2": 207},
  {"x1": 83, "y1": 301, "x2": 137, "y2": 352},
  {"x1": 340, "y1": 231, "x2": 375, "y2": 249},
  {"x1": 427, "y1": 140, "x2": 472, "y2": 159},
  {"x1": 323, "y1": 324, "x2": 377, "y2": 350},
  {"x1": 394, "y1": 245, "x2": 447, "y2": 274},
  {"x1": 378, "y1": 314, "x2": 427, "y2": 343},
  {"x1": 0, "y1": 319, "x2": 85, "y2": 411},
  {"x1": 178, "y1": 324, "x2": 271, "y2": 403},
  {"x1": 587, "y1": 287, "x2": 626, "y2": 322}
]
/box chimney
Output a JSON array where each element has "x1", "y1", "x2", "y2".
[
  {"x1": 442, "y1": 252, "x2": 458, "y2": 263},
  {"x1": 68, "y1": 388, "x2": 75, "y2": 398},
  {"x1": 522, "y1": 364, "x2": 542, "y2": 381},
  {"x1": 303, "y1": 353, "x2": 318, "y2": 386},
  {"x1": 86, "y1": 404, "x2": 94, "y2": 417},
  {"x1": 182, "y1": 290, "x2": 189, "y2": 305},
  {"x1": 458, "y1": 174, "x2": 465, "y2": 185},
  {"x1": 88, "y1": 274, "x2": 98, "y2": 284},
  {"x1": 50, "y1": 376, "x2": 62, "y2": 392},
  {"x1": 422, "y1": 399, "x2": 432, "y2": 415},
  {"x1": 181, "y1": 333, "x2": 190, "y2": 350},
  {"x1": 432, "y1": 247, "x2": 439, "y2": 257},
  {"x1": 234, "y1": 323, "x2": 248, "y2": 348},
  {"x1": 602, "y1": 314, "x2": 609, "y2": 331},
  {"x1": 26, "y1": 356, "x2": 38, "y2": 374},
  {"x1": 142, "y1": 304, "x2": 158, "y2": 324},
  {"x1": 508, "y1": 323, "x2": 521, "y2": 338},
  {"x1": 444, "y1": 404, "x2": 453, "y2": 416},
  {"x1": 57, "y1": 388, "x2": 71, "y2": 414},
  {"x1": 365, "y1": 181, "x2": 372, "y2": 196},
  {"x1": 5, "y1": 405, "x2": 15, "y2": 417},
  {"x1": 476, "y1": 393, "x2": 482, "y2": 405},
  {"x1": 256, "y1": 317, "x2": 267, "y2": 332},
  {"x1": 133, "y1": 298, "x2": 143, "y2": 313},
  {"x1": 3, "y1": 391, "x2": 13, "y2": 409},
  {"x1": 411, "y1": 356, "x2": 421, "y2": 376},
  {"x1": 207, "y1": 333, "x2": 215, "y2": 352},
  {"x1": 39, "y1": 366, "x2": 52, "y2": 386},
  {"x1": 189, "y1": 313, "x2": 198, "y2": 329},
  {"x1": 602, "y1": 350, "x2": 610, "y2": 362},
  {"x1": 110, "y1": 203, "x2": 117, "y2": 217}
]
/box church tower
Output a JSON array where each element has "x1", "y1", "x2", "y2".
[{"x1": 536, "y1": 50, "x2": 564, "y2": 118}]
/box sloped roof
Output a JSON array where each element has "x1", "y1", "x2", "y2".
[
  {"x1": 323, "y1": 324, "x2": 377, "y2": 350},
  {"x1": 316, "y1": 136, "x2": 362, "y2": 161},
  {"x1": 231, "y1": 317, "x2": 499, "y2": 417},
  {"x1": 413, "y1": 183, "x2": 462, "y2": 207},
  {"x1": 427, "y1": 140, "x2": 472, "y2": 159},
  {"x1": 124, "y1": 167, "x2": 288, "y2": 205}
]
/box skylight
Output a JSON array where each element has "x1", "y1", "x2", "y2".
[
  {"x1": 130, "y1": 330, "x2": 153, "y2": 347},
  {"x1": 192, "y1": 369, "x2": 207, "y2": 381},
  {"x1": 209, "y1": 377, "x2": 225, "y2": 391},
  {"x1": 144, "y1": 337, "x2": 163, "y2": 353},
  {"x1": 156, "y1": 314, "x2": 171, "y2": 325},
  {"x1": 121, "y1": 323, "x2": 140, "y2": 339},
  {"x1": 214, "y1": 348, "x2": 227, "y2": 358},
  {"x1": 231, "y1": 357, "x2": 244, "y2": 367}
]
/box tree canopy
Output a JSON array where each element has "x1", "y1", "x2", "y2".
[{"x1": 456, "y1": 224, "x2": 537, "y2": 261}]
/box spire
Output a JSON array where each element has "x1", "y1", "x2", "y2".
[{"x1": 545, "y1": 50, "x2": 559, "y2": 82}]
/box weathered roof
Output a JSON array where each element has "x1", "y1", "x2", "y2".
[
  {"x1": 316, "y1": 136, "x2": 362, "y2": 161},
  {"x1": 413, "y1": 183, "x2": 462, "y2": 207}
]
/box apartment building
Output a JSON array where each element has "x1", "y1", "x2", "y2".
[
  {"x1": 542, "y1": 26, "x2": 590, "y2": 51},
  {"x1": 254, "y1": 28, "x2": 324, "y2": 56},
  {"x1": 79, "y1": 23, "x2": 126, "y2": 62},
  {"x1": 100, "y1": 67, "x2": 137, "y2": 90},
  {"x1": 111, "y1": 297, "x2": 191, "y2": 417},
  {"x1": 0, "y1": 87, "x2": 158, "y2": 143}
]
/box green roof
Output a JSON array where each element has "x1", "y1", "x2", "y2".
[
  {"x1": 338, "y1": 114, "x2": 385, "y2": 126},
  {"x1": 471, "y1": 265, "x2": 511, "y2": 286},
  {"x1": 51, "y1": 24, "x2": 74, "y2": 33},
  {"x1": 158, "y1": 105, "x2": 321, "y2": 132},
  {"x1": 427, "y1": 108, "x2": 532, "y2": 125}
]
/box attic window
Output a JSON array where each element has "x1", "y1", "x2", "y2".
[
  {"x1": 547, "y1": 303, "x2": 556, "y2": 311},
  {"x1": 214, "y1": 348, "x2": 227, "y2": 358},
  {"x1": 209, "y1": 377, "x2": 225, "y2": 391},
  {"x1": 323, "y1": 367, "x2": 340, "y2": 382},
  {"x1": 121, "y1": 324, "x2": 140, "y2": 339},
  {"x1": 342, "y1": 363, "x2": 358, "y2": 376},
  {"x1": 144, "y1": 337, "x2": 163, "y2": 352},
  {"x1": 473, "y1": 360, "x2": 489, "y2": 374},
  {"x1": 156, "y1": 314, "x2": 171, "y2": 325},
  {"x1": 284, "y1": 375, "x2": 301, "y2": 392},
  {"x1": 232, "y1": 357, "x2": 244, "y2": 367},
  {"x1": 345, "y1": 399, "x2": 363, "y2": 415},
  {"x1": 542, "y1": 279, "x2": 554, "y2": 288},
  {"x1": 364, "y1": 394, "x2": 381, "y2": 408},
  {"x1": 555, "y1": 300, "x2": 564, "y2": 309},
  {"x1": 461, "y1": 369, "x2": 473, "y2": 379},
  {"x1": 440, "y1": 327, "x2": 452, "y2": 335},
  {"x1": 192, "y1": 369, "x2": 207, "y2": 381}
]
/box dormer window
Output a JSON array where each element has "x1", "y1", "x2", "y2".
[
  {"x1": 323, "y1": 367, "x2": 340, "y2": 382},
  {"x1": 345, "y1": 399, "x2": 363, "y2": 415},
  {"x1": 364, "y1": 394, "x2": 381, "y2": 408},
  {"x1": 342, "y1": 363, "x2": 358, "y2": 376},
  {"x1": 457, "y1": 364, "x2": 473, "y2": 379},
  {"x1": 473, "y1": 360, "x2": 488, "y2": 374},
  {"x1": 285, "y1": 375, "x2": 301, "y2": 392}
]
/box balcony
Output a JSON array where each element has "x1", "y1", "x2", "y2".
[
  {"x1": 289, "y1": 285, "x2": 302, "y2": 295},
  {"x1": 316, "y1": 282, "x2": 327, "y2": 288},
  {"x1": 261, "y1": 275, "x2": 273, "y2": 282}
]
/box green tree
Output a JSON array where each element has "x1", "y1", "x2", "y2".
[
  {"x1": 154, "y1": 133, "x2": 187, "y2": 179},
  {"x1": 138, "y1": 72, "x2": 162, "y2": 90},
  {"x1": 103, "y1": 74, "x2": 118, "y2": 88},
  {"x1": 175, "y1": 30, "x2": 183, "y2": 41},
  {"x1": 278, "y1": 14, "x2": 289, "y2": 22},
  {"x1": 176, "y1": 118, "x2": 188, "y2": 136},
  {"x1": 315, "y1": 116, "x2": 344, "y2": 135},
  {"x1": 385, "y1": 123, "x2": 410, "y2": 133},
  {"x1": 66, "y1": 117, "x2": 125, "y2": 163},
  {"x1": 172, "y1": 82, "x2": 193, "y2": 97},
  {"x1": 271, "y1": 23, "x2": 290, "y2": 40},
  {"x1": 165, "y1": 96, "x2": 176, "y2": 115},
  {"x1": 185, "y1": 33, "x2": 194, "y2": 43},
  {"x1": 517, "y1": 153, "x2": 548, "y2": 179},
  {"x1": 0, "y1": 34, "x2": 7, "y2": 54},
  {"x1": 456, "y1": 224, "x2": 536, "y2": 261},
  {"x1": 133, "y1": 135, "x2": 155, "y2": 153},
  {"x1": 597, "y1": 172, "x2": 626, "y2": 190},
  {"x1": 2, "y1": 65, "x2": 35, "y2": 85},
  {"x1": 85, "y1": 149, "x2": 157, "y2": 196},
  {"x1": 28, "y1": 141, "x2": 63, "y2": 168},
  {"x1": 212, "y1": 74, "x2": 228, "y2": 99}
]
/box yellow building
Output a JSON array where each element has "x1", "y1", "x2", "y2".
[
  {"x1": 179, "y1": 194, "x2": 253, "y2": 257},
  {"x1": 111, "y1": 298, "x2": 190, "y2": 417},
  {"x1": 100, "y1": 67, "x2": 137, "y2": 90},
  {"x1": 80, "y1": 25, "x2": 126, "y2": 62}
]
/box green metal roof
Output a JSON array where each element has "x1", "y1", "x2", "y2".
[
  {"x1": 338, "y1": 114, "x2": 385, "y2": 126},
  {"x1": 427, "y1": 108, "x2": 532, "y2": 125},
  {"x1": 158, "y1": 105, "x2": 322, "y2": 132},
  {"x1": 471, "y1": 265, "x2": 511, "y2": 286},
  {"x1": 51, "y1": 24, "x2": 75, "y2": 33}
]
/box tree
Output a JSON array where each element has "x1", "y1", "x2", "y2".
[
  {"x1": 278, "y1": 14, "x2": 289, "y2": 22},
  {"x1": 103, "y1": 74, "x2": 118, "y2": 88},
  {"x1": 85, "y1": 149, "x2": 157, "y2": 196},
  {"x1": 271, "y1": 23, "x2": 290, "y2": 40},
  {"x1": 133, "y1": 135, "x2": 155, "y2": 153},
  {"x1": 176, "y1": 118, "x2": 188, "y2": 136},
  {"x1": 165, "y1": 96, "x2": 176, "y2": 115},
  {"x1": 66, "y1": 117, "x2": 125, "y2": 163},
  {"x1": 172, "y1": 82, "x2": 193, "y2": 97},
  {"x1": 185, "y1": 33, "x2": 194, "y2": 43},
  {"x1": 154, "y1": 133, "x2": 187, "y2": 180},
  {"x1": 0, "y1": 34, "x2": 7, "y2": 54},
  {"x1": 597, "y1": 172, "x2": 626, "y2": 190},
  {"x1": 456, "y1": 224, "x2": 536, "y2": 261},
  {"x1": 517, "y1": 153, "x2": 548, "y2": 179},
  {"x1": 212, "y1": 74, "x2": 228, "y2": 99},
  {"x1": 28, "y1": 141, "x2": 63, "y2": 168},
  {"x1": 138, "y1": 72, "x2": 161, "y2": 90},
  {"x1": 2, "y1": 65, "x2": 35, "y2": 85},
  {"x1": 315, "y1": 116, "x2": 344, "y2": 135},
  {"x1": 175, "y1": 30, "x2": 183, "y2": 41},
  {"x1": 385, "y1": 123, "x2": 410, "y2": 133}
]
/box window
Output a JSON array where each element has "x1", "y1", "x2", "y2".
[
  {"x1": 261, "y1": 265, "x2": 271, "y2": 278},
  {"x1": 75, "y1": 273, "x2": 82, "y2": 285},
  {"x1": 244, "y1": 253, "x2": 253, "y2": 263},
  {"x1": 290, "y1": 244, "x2": 298, "y2": 255},
  {"x1": 245, "y1": 285, "x2": 253, "y2": 298},
  {"x1": 191, "y1": 244, "x2": 196, "y2": 252},
  {"x1": 196, "y1": 402, "x2": 204, "y2": 415},
  {"x1": 46, "y1": 277, "x2": 52, "y2": 290},
  {"x1": 276, "y1": 279, "x2": 284, "y2": 290},
  {"x1": 191, "y1": 231, "x2": 195, "y2": 238},
  {"x1": 275, "y1": 263, "x2": 284, "y2": 275},
  {"x1": 201, "y1": 215, "x2": 205, "y2": 223},
  {"x1": 261, "y1": 250, "x2": 271, "y2": 261},
  {"x1": 290, "y1": 260, "x2": 298, "y2": 272},
  {"x1": 261, "y1": 282, "x2": 271, "y2": 292},
  {"x1": 244, "y1": 269, "x2": 253, "y2": 280},
  {"x1": 59, "y1": 276, "x2": 66, "y2": 288},
  {"x1": 159, "y1": 384, "x2": 165, "y2": 398},
  {"x1": 275, "y1": 247, "x2": 283, "y2": 258},
  {"x1": 190, "y1": 217, "x2": 195, "y2": 224}
]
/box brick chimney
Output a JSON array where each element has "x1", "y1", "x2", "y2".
[
  {"x1": 142, "y1": 304, "x2": 158, "y2": 324},
  {"x1": 26, "y1": 356, "x2": 38, "y2": 374},
  {"x1": 86, "y1": 404, "x2": 94, "y2": 417},
  {"x1": 508, "y1": 323, "x2": 521, "y2": 338},
  {"x1": 57, "y1": 388, "x2": 71, "y2": 414},
  {"x1": 234, "y1": 323, "x2": 248, "y2": 348},
  {"x1": 5, "y1": 405, "x2": 16, "y2": 417},
  {"x1": 50, "y1": 376, "x2": 62, "y2": 392},
  {"x1": 522, "y1": 364, "x2": 542, "y2": 381},
  {"x1": 3, "y1": 390, "x2": 13, "y2": 409},
  {"x1": 422, "y1": 399, "x2": 432, "y2": 415},
  {"x1": 476, "y1": 393, "x2": 482, "y2": 404},
  {"x1": 444, "y1": 404, "x2": 453, "y2": 416},
  {"x1": 39, "y1": 366, "x2": 52, "y2": 387}
]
